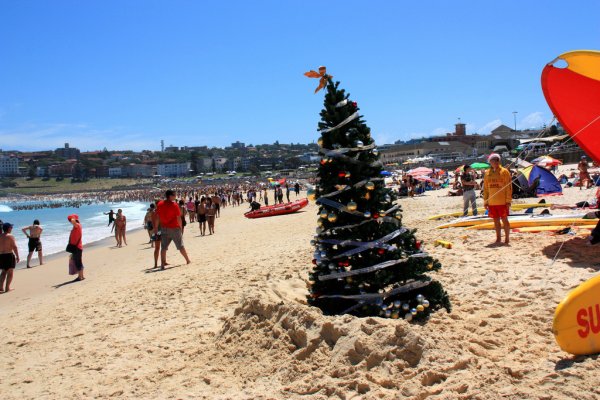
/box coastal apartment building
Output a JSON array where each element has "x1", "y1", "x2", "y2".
[
  {"x1": 157, "y1": 162, "x2": 191, "y2": 177},
  {"x1": 54, "y1": 143, "x2": 81, "y2": 159},
  {"x1": 379, "y1": 141, "x2": 474, "y2": 165},
  {"x1": 0, "y1": 155, "x2": 19, "y2": 176}
]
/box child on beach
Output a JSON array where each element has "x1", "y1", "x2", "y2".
[
  {"x1": 22, "y1": 219, "x2": 43, "y2": 268},
  {"x1": 0, "y1": 222, "x2": 19, "y2": 292}
]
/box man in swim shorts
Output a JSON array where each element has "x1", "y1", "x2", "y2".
[
  {"x1": 0, "y1": 222, "x2": 19, "y2": 293},
  {"x1": 22, "y1": 219, "x2": 43, "y2": 268},
  {"x1": 155, "y1": 190, "x2": 191, "y2": 269},
  {"x1": 483, "y1": 153, "x2": 513, "y2": 245}
]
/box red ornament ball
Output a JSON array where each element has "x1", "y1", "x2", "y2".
[
  {"x1": 312, "y1": 259, "x2": 317, "y2": 264},
  {"x1": 352, "y1": 101, "x2": 357, "y2": 108},
  {"x1": 415, "y1": 241, "x2": 422, "y2": 250},
  {"x1": 378, "y1": 249, "x2": 385, "y2": 255},
  {"x1": 338, "y1": 171, "x2": 346, "y2": 178}
]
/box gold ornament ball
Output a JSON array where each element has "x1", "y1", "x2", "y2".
[
  {"x1": 320, "y1": 210, "x2": 328, "y2": 219},
  {"x1": 347, "y1": 201, "x2": 358, "y2": 212},
  {"x1": 327, "y1": 212, "x2": 338, "y2": 222},
  {"x1": 364, "y1": 192, "x2": 371, "y2": 200},
  {"x1": 307, "y1": 189, "x2": 317, "y2": 201},
  {"x1": 365, "y1": 182, "x2": 375, "y2": 191},
  {"x1": 427, "y1": 262, "x2": 433, "y2": 270},
  {"x1": 391, "y1": 311, "x2": 400, "y2": 319},
  {"x1": 345, "y1": 171, "x2": 351, "y2": 178},
  {"x1": 346, "y1": 276, "x2": 353, "y2": 283},
  {"x1": 317, "y1": 138, "x2": 323, "y2": 147},
  {"x1": 417, "y1": 305, "x2": 425, "y2": 312}
]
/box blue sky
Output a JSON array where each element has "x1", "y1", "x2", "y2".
[{"x1": 1, "y1": 1, "x2": 599, "y2": 151}]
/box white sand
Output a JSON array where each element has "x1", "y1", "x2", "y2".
[{"x1": 1, "y1": 177, "x2": 599, "y2": 399}]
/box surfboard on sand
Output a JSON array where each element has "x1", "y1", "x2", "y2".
[
  {"x1": 512, "y1": 225, "x2": 593, "y2": 233},
  {"x1": 553, "y1": 275, "x2": 600, "y2": 355},
  {"x1": 428, "y1": 202, "x2": 552, "y2": 220},
  {"x1": 466, "y1": 214, "x2": 594, "y2": 230},
  {"x1": 436, "y1": 213, "x2": 529, "y2": 229}
]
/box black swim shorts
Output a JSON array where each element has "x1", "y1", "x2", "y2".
[
  {"x1": 28, "y1": 237, "x2": 42, "y2": 252},
  {"x1": 0, "y1": 253, "x2": 16, "y2": 270}
]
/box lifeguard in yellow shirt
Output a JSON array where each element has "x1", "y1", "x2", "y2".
[{"x1": 483, "y1": 153, "x2": 513, "y2": 245}]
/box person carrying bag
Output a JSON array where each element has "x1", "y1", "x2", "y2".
[{"x1": 66, "y1": 214, "x2": 85, "y2": 281}]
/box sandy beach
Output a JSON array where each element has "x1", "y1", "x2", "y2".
[{"x1": 1, "y1": 178, "x2": 600, "y2": 399}]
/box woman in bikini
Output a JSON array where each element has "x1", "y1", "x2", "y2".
[
  {"x1": 114, "y1": 209, "x2": 127, "y2": 247},
  {"x1": 206, "y1": 198, "x2": 216, "y2": 235}
]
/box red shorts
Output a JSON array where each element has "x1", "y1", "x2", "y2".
[{"x1": 488, "y1": 205, "x2": 509, "y2": 219}]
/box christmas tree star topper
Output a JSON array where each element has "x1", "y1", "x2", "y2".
[{"x1": 304, "y1": 66, "x2": 331, "y2": 93}]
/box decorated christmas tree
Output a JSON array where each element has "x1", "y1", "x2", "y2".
[{"x1": 305, "y1": 66, "x2": 451, "y2": 321}]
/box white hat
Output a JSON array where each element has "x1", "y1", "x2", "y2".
[{"x1": 488, "y1": 153, "x2": 501, "y2": 161}]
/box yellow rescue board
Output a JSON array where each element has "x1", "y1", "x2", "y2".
[
  {"x1": 553, "y1": 275, "x2": 600, "y2": 355},
  {"x1": 513, "y1": 225, "x2": 593, "y2": 233},
  {"x1": 467, "y1": 219, "x2": 597, "y2": 230},
  {"x1": 428, "y1": 203, "x2": 552, "y2": 220}
]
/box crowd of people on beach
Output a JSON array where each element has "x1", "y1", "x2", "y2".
[
  {"x1": 0, "y1": 180, "x2": 307, "y2": 293},
  {"x1": 2, "y1": 180, "x2": 309, "y2": 212}
]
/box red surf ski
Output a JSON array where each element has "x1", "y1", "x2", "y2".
[{"x1": 244, "y1": 198, "x2": 309, "y2": 219}]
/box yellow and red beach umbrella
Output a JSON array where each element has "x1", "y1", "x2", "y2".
[{"x1": 542, "y1": 50, "x2": 600, "y2": 162}]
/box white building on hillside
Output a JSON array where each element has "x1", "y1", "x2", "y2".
[
  {"x1": 0, "y1": 156, "x2": 19, "y2": 176},
  {"x1": 109, "y1": 167, "x2": 123, "y2": 178},
  {"x1": 157, "y1": 162, "x2": 191, "y2": 177}
]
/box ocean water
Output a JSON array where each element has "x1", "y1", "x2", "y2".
[{"x1": 0, "y1": 201, "x2": 151, "y2": 261}]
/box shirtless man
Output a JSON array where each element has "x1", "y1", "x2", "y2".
[
  {"x1": 22, "y1": 219, "x2": 43, "y2": 268},
  {"x1": 104, "y1": 209, "x2": 116, "y2": 232},
  {"x1": 0, "y1": 223, "x2": 19, "y2": 293},
  {"x1": 211, "y1": 194, "x2": 221, "y2": 218}
]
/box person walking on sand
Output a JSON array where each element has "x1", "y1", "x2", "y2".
[
  {"x1": 178, "y1": 199, "x2": 187, "y2": 235},
  {"x1": 285, "y1": 183, "x2": 291, "y2": 203},
  {"x1": 294, "y1": 182, "x2": 300, "y2": 197},
  {"x1": 483, "y1": 153, "x2": 513, "y2": 245},
  {"x1": 150, "y1": 200, "x2": 162, "y2": 268},
  {"x1": 0, "y1": 223, "x2": 19, "y2": 293},
  {"x1": 22, "y1": 219, "x2": 43, "y2": 268},
  {"x1": 186, "y1": 197, "x2": 196, "y2": 223},
  {"x1": 206, "y1": 198, "x2": 216, "y2": 235},
  {"x1": 114, "y1": 209, "x2": 127, "y2": 247},
  {"x1": 144, "y1": 205, "x2": 154, "y2": 245},
  {"x1": 461, "y1": 165, "x2": 478, "y2": 217},
  {"x1": 211, "y1": 194, "x2": 221, "y2": 218},
  {"x1": 67, "y1": 215, "x2": 85, "y2": 281},
  {"x1": 197, "y1": 197, "x2": 207, "y2": 236},
  {"x1": 155, "y1": 190, "x2": 191, "y2": 269}
]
